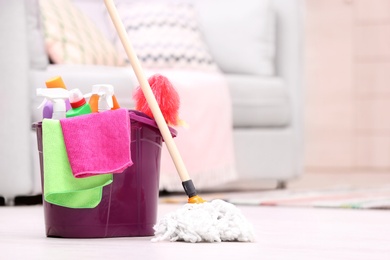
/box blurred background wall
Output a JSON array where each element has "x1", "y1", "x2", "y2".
[{"x1": 305, "y1": 0, "x2": 390, "y2": 172}]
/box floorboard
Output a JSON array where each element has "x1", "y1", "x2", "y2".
[{"x1": 1, "y1": 202, "x2": 389, "y2": 260}]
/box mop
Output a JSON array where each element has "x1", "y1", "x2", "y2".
[{"x1": 104, "y1": 0, "x2": 255, "y2": 243}]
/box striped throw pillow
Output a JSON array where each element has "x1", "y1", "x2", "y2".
[
  {"x1": 39, "y1": 0, "x2": 124, "y2": 66},
  {"x1": 113, "y1": 2, "x2": 219, "y2": 71}
]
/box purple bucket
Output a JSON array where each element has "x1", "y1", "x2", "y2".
[{"x1": 33, "y1": 110, "x2": 176, "y2": 238}]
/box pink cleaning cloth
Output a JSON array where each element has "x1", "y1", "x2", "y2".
[{"x1": 60, "y1": 108, "x2": 132, "y2": 178}]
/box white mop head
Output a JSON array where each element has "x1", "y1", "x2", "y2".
[{"x1": 152, "y1": 199, "x2": 255, "y2": 243}]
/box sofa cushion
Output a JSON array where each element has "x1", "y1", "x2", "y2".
[
  {"x1": 39, "y1": 0, "x2": 124, "y2": 66},
  {"x1": 112, "y1": 1, "x2": 219, "y2": 72},
  {"x1": 71, "y1": 0, "x2": 113, "y2": 42},
  {"x1": 26, "y1": 0, "x2": 48, "y2": 69},
  {"x1": 195, "y1": 0, "x2": 275, "y2": 76},
  {"x1": 227, "y1": 75, "x2": 290, "y2": 127}
]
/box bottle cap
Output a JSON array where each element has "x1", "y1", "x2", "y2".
[
  {"x1": 45, "y1": 76, "x2": 67, "y2": 89},
  {"x1": 92, "y1": 84, "x2": 114, "y2": 95},
  {"x1": 69, "y1": 89, "x2": 86, "y2": 108}
]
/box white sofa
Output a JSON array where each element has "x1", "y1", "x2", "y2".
[{"x1": 0, "y1": 0, "x2": 304, "y2": 203}]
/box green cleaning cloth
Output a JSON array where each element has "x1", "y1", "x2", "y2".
[{"x1": 42, "y1": 119, "x2": 113, "y2": 208}]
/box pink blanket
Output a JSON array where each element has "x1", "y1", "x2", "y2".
[
  {"x1": 60, "y1": 108, "x2": 132, "y2": 178},
  {"x1": 132, "y1": 70, "x2": 237, "y2": 191}
]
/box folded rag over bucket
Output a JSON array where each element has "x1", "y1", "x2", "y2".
[
  {"x1": 60, "y1": 108, "x2": 133, "y2": 178},
  {"x1": 42, "y1": 119, "x2": 113, "y2": 208}
]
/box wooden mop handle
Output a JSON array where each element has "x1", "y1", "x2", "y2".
[{"x1": 104, "y1": 0, "x2": 191, "y2": 183}]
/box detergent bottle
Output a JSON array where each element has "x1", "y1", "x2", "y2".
[
  {"x1": 66, "y1": 89, "x2": 92, "y2": 118},
  {"x1": 89, "y1": 84, "x2": 120, "y2": 113},
  {"x1": 36, "y1": 88, "x2": 70, "y2": 120},
  {"x1": 42, "y1": 76, "x2": 71, "y2": 119}
]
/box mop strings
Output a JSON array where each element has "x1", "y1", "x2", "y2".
[{"x1": 152, "y1": 199, "x2": 255, "y2": 243}]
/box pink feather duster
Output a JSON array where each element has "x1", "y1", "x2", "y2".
[{"x1": 133, "y1": 74, "x2": 181, "y2": 126}]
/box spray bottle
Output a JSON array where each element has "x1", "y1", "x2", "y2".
[
  {"x1": 66, "y1": 89, "x2": 92, "y2": 118},
  {"x1": 36, "y1": 88, "x2": 70, "y2": 119},
  {"x1": 89, "y1": 84, "x2": 120, "y2": 113},
  {"x1": 42, "y1": 76, "x2": 71, "y2": 118}
]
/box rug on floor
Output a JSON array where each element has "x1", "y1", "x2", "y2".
[{"x1": 159, "y1": 186, "x2": 390, "y2": 210}]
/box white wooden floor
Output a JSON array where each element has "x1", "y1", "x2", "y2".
[{"x1": 1, "y1": 202, "x2": 389, "y2": 260}]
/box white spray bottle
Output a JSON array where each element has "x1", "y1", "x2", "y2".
[
  {"x1": 37, "y1": 88, "x2": 70, "y2": 119},
  {"x1": 42, "y1": 76, "x2": 71, "y2": 119},
  {"x1": 89, "y1": 84, "x2": 116, "y2": 112}
]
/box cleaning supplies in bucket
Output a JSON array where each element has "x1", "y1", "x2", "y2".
[
  {"x1": 89, "y1": 84, "x2": 120, "y2": 112},
  {"x1": 66, "y1": 88, "x2": 92, "y2": 118},
  {"x1": 37, "y1": 78, "x2": 132, "y2": 208},
  {"x1": 40, "y1": 76, "x2": 72, "y2": 119},
  {"x1": 34, "y1": 110, "x2": 175, "y2": 237},
  {"x1": 36, "y1": 87, "x2": 70, "y2": 120}
]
